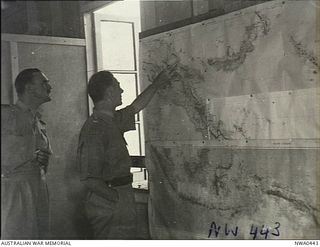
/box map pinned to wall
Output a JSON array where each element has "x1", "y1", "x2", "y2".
[
  {"x1": 140, "y1": 0, "x2": 319, "y2": 239},
  {"x1": 140, "y1": 0, "x2": 319, "y2": 148}
]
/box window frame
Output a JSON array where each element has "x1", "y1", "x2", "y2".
[{"x1": 93, "y1": 13, "x2": 145, "y2": 156}]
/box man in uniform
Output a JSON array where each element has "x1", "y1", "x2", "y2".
[
  {"x1": 1, "y1": 68, "x2": 53, "y2": 239},
  {"x1": 77, "y1": 67, "x2": 176, "y2": 239}
]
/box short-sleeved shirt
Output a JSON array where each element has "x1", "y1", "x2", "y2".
[
  {"x1": 77, "y1": 106, "x2": 136, "y2": 181},
  {"x1": 1, "y1": 101, "x2": 51, "y2": 176}
]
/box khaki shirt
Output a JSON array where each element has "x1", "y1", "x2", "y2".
[
  {"x1": 78, "y1": 106, "x2": 135, "y2": 181},
  {"x1": 1, "y1": 101, "x2": 51, "y2": 176}
]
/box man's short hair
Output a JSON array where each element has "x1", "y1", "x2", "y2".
[
  {"x1": 15, "y1": 68, "x2": 41, "y2": 96},
  {"x1": 88, "y1": 71, "x2": 114, "y2": 104}
]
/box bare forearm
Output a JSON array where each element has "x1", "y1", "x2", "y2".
[
  {"x1": 131, "y1": 64, "x2": 177, "y2": 113},
  {"x1": 82, "y1": 178, "x2": 119, "y2": 202},
  {"x1": 131, "y1": 82, "x2": 159, "y2": 114}
]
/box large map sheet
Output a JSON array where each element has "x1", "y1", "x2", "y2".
[{"x1": 140, "y1": 0, "x2": 319, "y2": 239}]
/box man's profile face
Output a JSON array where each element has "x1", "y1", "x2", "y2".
[
  {"x1": 29, "y1": 71, "x2": 52, "y2": 103},
  {"x1": 110, "y1": 77, "x2": 123, "y2": 107}
]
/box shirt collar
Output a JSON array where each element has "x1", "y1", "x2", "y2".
[{"x1": 16, "y1": 100, "x2": 42, "y2": 119}]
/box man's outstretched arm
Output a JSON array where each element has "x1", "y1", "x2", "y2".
[{"x1": 130, "y1": 64, "x2": 178, "y2": 114}]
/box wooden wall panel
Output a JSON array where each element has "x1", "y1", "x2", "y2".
[
  {"x1": 1, "y1": 41, "x2": 13, "y2": 104},
  {"x1": 223, "y1": 0, "x2": 242, "y2": 12},
  {"x1": 140, "y1": 0, "x2": 271, "y2": 34},
  {"x1": 207, "y1": 0, "x2": 224, "y2": 12},
  {"x1": 206, "y1": 0, "x2": 270, "y2": 14},
  {"x1": 193, "y1": 0, "x2": 210, "y2": 16},
  {"x1": 2, "y1": 1, "x2": 83, "y2": 38},
  {"x1": 1, "y1": 1, "x2": 28, "y2": 34},
  {"x1": 155, "y1": 1, "x2": 193, "y2": 26},
  {"x1": 140, "y1": 1, "x2": 157, "y2": 31}
]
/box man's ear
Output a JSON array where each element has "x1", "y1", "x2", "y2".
[
  {"x1": 105, "y1": 86, "x2": 114, "y2": 98},
  {"x1": 100, "y1": 87, "x2": 111, "y2": 102},
  {"x1": 24, "y1": 83, "x2": 33, "y2": 93}
]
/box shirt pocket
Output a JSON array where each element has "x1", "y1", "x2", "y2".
[{"x1": 78, "y1": 135, "x2": 105, "y2": 180}]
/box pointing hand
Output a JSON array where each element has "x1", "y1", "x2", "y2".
[{"x1": 153, "y1": 63, "x2": 178, "y2": 87}]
